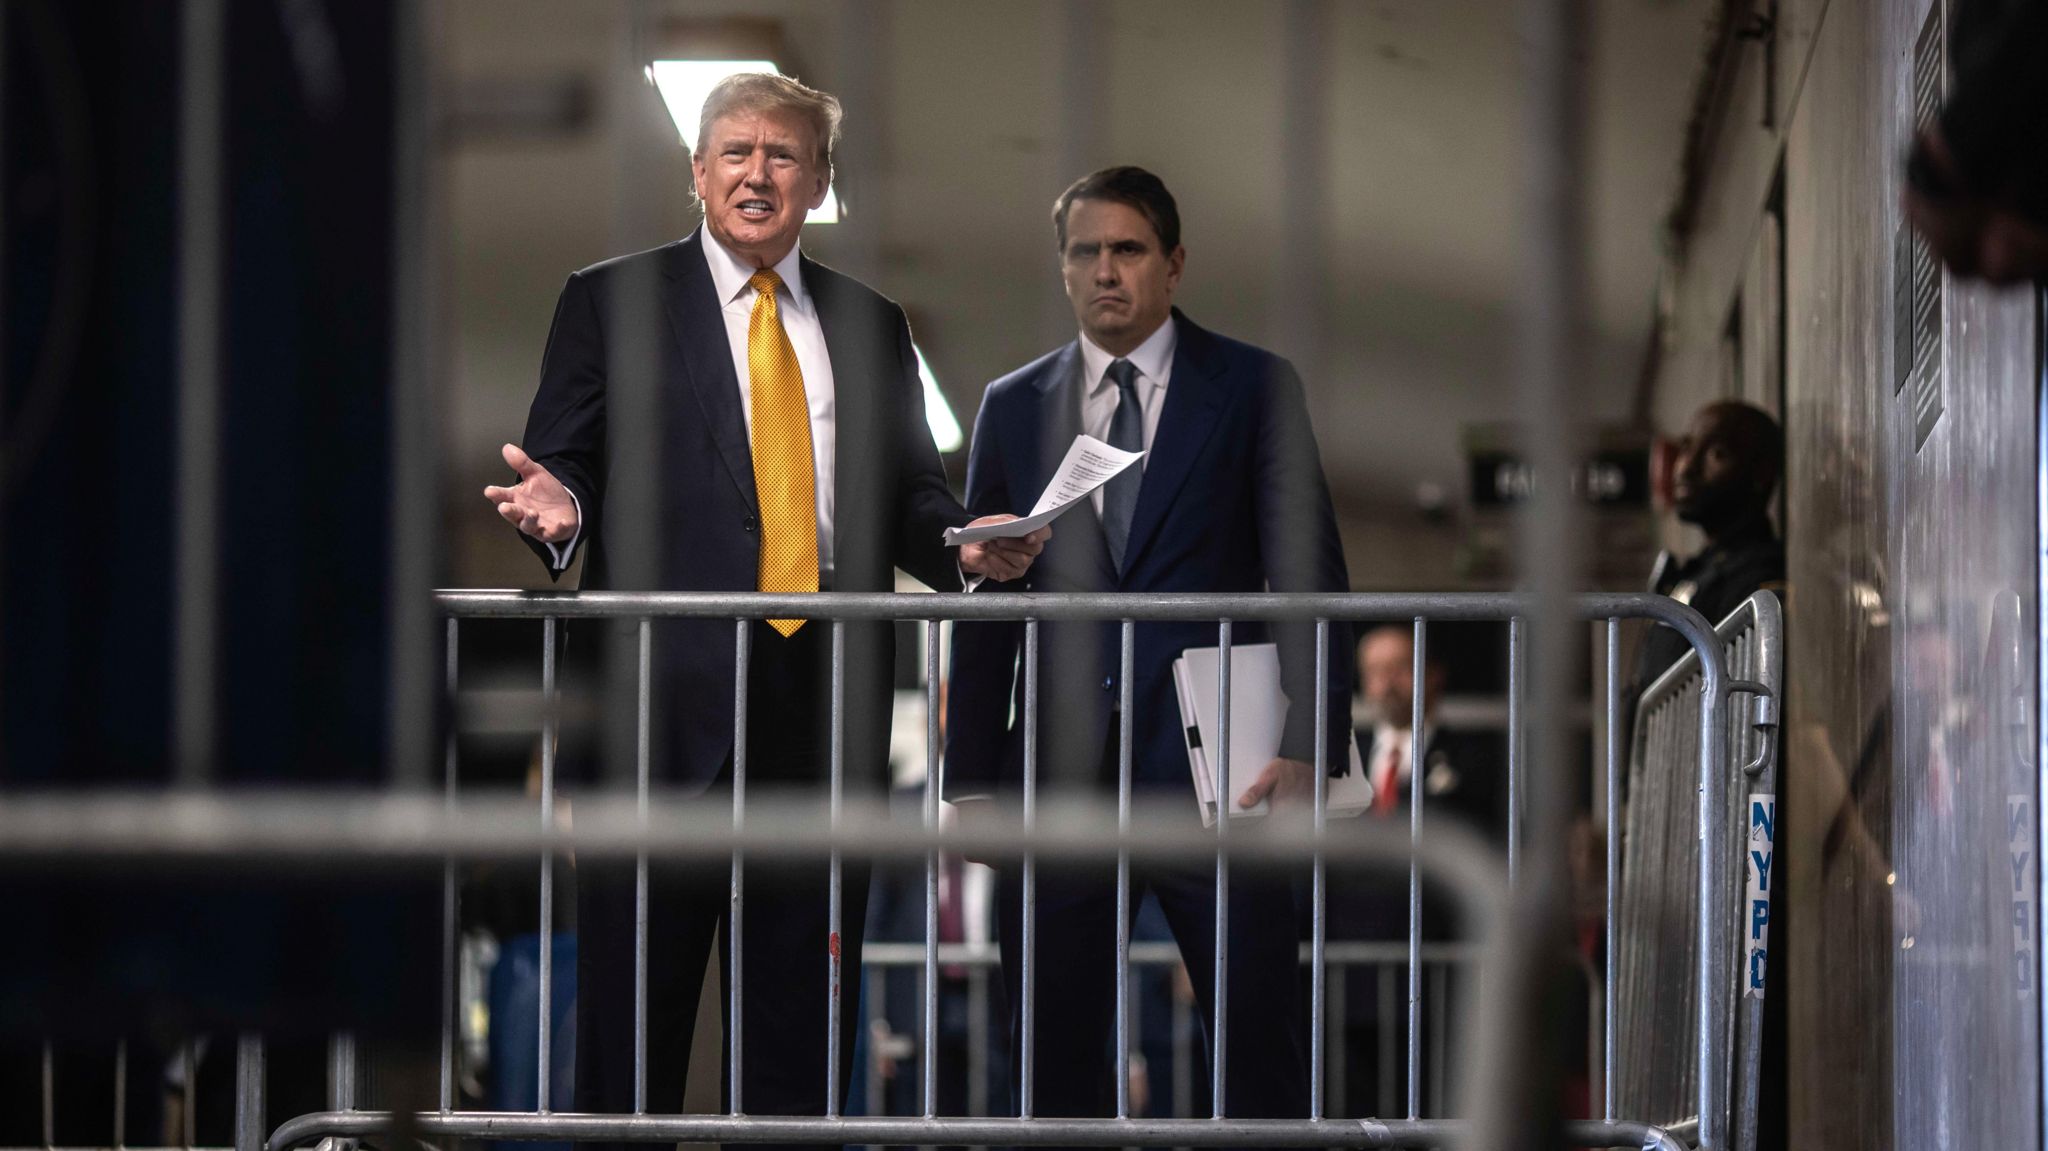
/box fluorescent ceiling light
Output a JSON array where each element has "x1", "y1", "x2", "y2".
[
  {"x1": 648, "y1": 59, "x2": 776, "y2": 152},
  {"x1": 913, "y1": 343, "x2": 964, "y2": 454},
  {"x1": 647, "y1": 58, "x2": 841, "y2": 224}
]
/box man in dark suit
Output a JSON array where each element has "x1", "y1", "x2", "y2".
[
  {"x1": 945, "y1": 166, "x2": 1352, "y2": 1127},
  {"x1": 1353, "y1": 625, "x2": 1506, "y2": 841},
  {"x1": 484, "y1": 73, "x2": 1044, "y2": 1144},
  {"x1": 1328, "y1": 624, "x2": 1505, "y2": 1115},
  {"x1": 1340, "y1": 623, "x2": 1507, "y2": 941}
]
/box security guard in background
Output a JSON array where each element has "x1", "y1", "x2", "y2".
[{"x1": 1633, "y1": 400, "x2": 1785, "y2": 694}]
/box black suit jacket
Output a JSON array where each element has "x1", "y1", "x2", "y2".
[
  {"x1": 1631, "y1": 517, "x2": 1784, "y2": 701},
  {"x1": 518, "y1": 230, "x2": 972, "y2": 789},
  {"x1": 945, "y1": 311, "x2": 1352, "y2": 800},
  {"x1": 1353, "y1": 726, "x2": 1508, "y2": 837},
  {"x1": 1331, "y1": 726, "x2": 1507, "y2": 942}
]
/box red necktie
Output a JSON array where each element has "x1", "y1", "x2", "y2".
[{"x1": 1371, "y1": 740, "x2": 1403, "y2": 817}]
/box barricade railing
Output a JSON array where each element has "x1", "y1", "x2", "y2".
[
  {"x1": 0, "y1": 589, "x2": 1766, "y2": 1151},
  {"x1": 857, "y1": 938, "x2": 1484, "y2": 1124},
  {"x1": 1613, "y1": 591, "x2": 1783, "y2": 1151}
]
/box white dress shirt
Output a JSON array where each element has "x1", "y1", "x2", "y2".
[
  {"x1": 1077, "y1": 317, "x2": 1176, "y2": 517},
  {"x1": 548, "y1": 224, "x2": 837, "y2": 574},
  {"x1": 1369, "y1": 722, "x2": 1436, "y2": 798}
]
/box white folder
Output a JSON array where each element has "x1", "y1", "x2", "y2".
[{"x1": 1171, "y1": 642, "x2": 1372, "y2": 826}]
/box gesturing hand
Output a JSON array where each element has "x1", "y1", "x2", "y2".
[
  {"x1": 484, "y1": 443, "x2": 579, "y2": 543},
  {"x1": 959, "y1": 515, "x2": 1052, "y2": 583}
]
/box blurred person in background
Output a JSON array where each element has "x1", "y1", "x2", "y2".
[
  {"x1": 1630, "y1": 398, "x2": 1787, "y2": 1146},
  {"x1": 1634, "y1": 400, "x2": 1785, "y2": 695},
  {"x1": 1352, "y1": 625, "x2": 1505, "y2": 833},
  {"x1": 1905, "y1": 0, "x2": 2048, "y2": 284},
  {"x1": 1320, "y1": 624, "x2": 1504, "y2": 1114}
]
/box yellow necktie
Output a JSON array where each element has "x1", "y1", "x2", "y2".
[{"x1": 746, "y1": 268, "x2": 818, "y2": 637}]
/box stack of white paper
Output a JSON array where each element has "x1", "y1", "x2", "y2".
[{"x1": 1171, "y1": 642, "x2": 1371, "y2": 826}]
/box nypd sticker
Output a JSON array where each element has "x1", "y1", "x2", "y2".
[{"x1": 1744, "y1": 795, "x2": 1775, "y2": 999}]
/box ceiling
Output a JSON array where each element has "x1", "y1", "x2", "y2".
[{"x1": 440, "y1": 0, "x2": 1714, "y2": 588}]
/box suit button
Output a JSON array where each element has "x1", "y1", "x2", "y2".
[
  {"x1": 743, "y1": 516, "x2": 757, "y2": 533},
  {"x1": 1102, "y1": 677, "x2": 1114, "y2": 691}
]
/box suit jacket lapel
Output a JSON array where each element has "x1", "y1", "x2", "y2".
[
  {"x1": 1034, "y1": 343, "x2": 1116, "y2": 588},
  {"x1": 1120, "y1": 311, "x2": 1226, "y2": 574},
  {"x1": 662, "y1": 234, "x2": 757, "y2": 515}
]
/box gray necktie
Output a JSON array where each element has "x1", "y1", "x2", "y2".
[{"x1": 1100, "y1": 358, "x2": 1143, "y2": 571}]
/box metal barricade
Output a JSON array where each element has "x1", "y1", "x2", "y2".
[
  {"x1": 856, "y1": 939, "x2": 1483, "y2": 1127},
  {"x1": 1612, "y1": 592, "x2": 1783, "y2": 1151},
  {"x1": 1, "y1": 589, "x2": 1761, "y2": 1151}
]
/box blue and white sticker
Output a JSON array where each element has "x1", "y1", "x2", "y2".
[{"x1": 1744, "y1": 795, "x2": 1775, "y2": 1000}]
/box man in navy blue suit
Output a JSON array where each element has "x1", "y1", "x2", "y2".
[
  {"x1": 945, "y1": 166, "x2": 1352, "y2": 1128},
  {"x1": 485, "y1": 73, "x2": 1043, "y2": 1148}
]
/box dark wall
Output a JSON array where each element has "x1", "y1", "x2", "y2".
[
  {"x1": 1, "y1": 0, "x2": 181, "y2": 782},
  {"x1": 1785, "y1": 4, "x2": 2038, "y2": 1149},
  {"x1": 214, "y1": 0, "x2": 397, "y2": 783},
  {"x1": 2, "y1": 2, "x2": 404, "y2": 784},
  {"x1": 0, "y1": 0, "x2": 436, "y2": 1064}
]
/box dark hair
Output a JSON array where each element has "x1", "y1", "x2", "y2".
[
  {"x1": 1051, "y1": 166, "x2": 1182, "y2": 253},
  {"x1": 1359, "y1": 623, "x2": 1447, "y2": 672}
]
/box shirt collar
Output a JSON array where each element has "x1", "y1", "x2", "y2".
[
  {"x1": 1372, "y1": 721, "x2": 1437, "y2": 757},
  {"x1": 1080, "y1": 315, "x2": 1177, "y2": 398},
  {"x1": 699, "y1": 223, "x2": 809, "y2": 313}
]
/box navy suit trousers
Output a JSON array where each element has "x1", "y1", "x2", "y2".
[{"x1": 992, "y1": 737, "x2": 1309, "y2": 1140}]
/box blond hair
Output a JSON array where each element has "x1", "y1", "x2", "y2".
[{"x1": 695, "y1": 72, "x2": 842, "y2": 177}]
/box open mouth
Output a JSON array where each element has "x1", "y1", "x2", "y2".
[{"x1": 736, "y1": 198, "x2": 776, "y2": 221}]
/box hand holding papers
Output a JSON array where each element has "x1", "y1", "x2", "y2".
[
  {"x1": 944, "y1": 435, "x2": 1144, "y2": 546},
  {"x1": 1173, "y1": 642, "x2": 1371, "y2": 826}
]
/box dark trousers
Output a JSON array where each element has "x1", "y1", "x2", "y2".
[
  {"x1": 1332, "y1": 959, "x2": 1463, "y2": 1119},
  {"x1": 574, "y1": 619, "x2": 867, "y2": 1151},
  {"x1": 991, "y1": 741, "x2": 1309, "y2": 1137}
]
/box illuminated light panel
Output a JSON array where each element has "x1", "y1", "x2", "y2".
[{"x1": 913, "y1": 343, "x2": 964, "y2": 454}]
